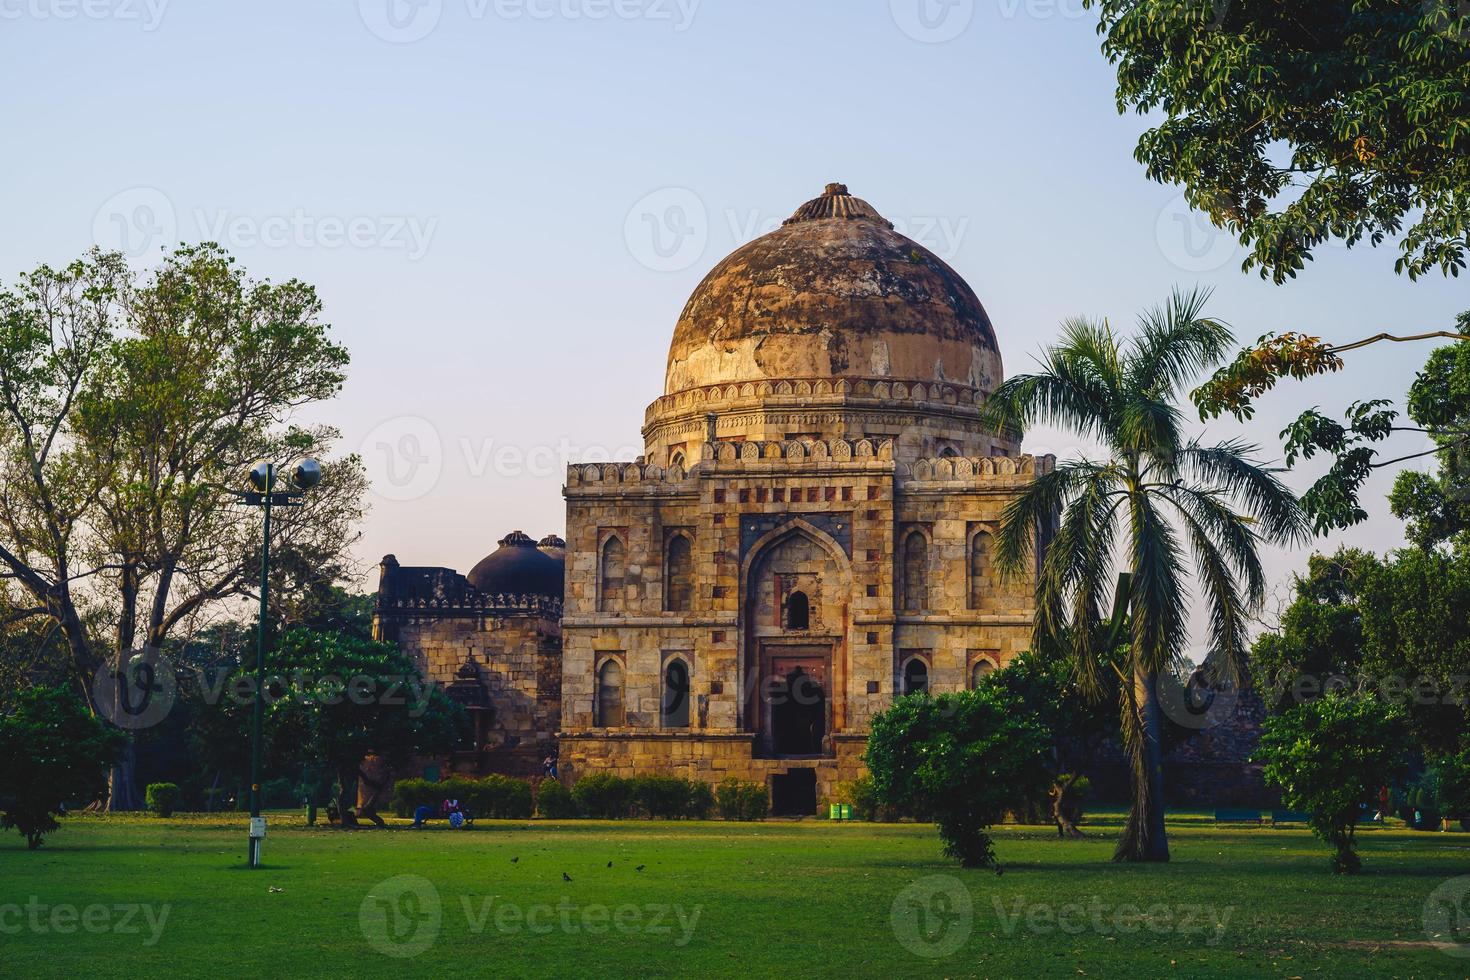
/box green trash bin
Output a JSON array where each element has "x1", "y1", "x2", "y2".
[{"x1": 830, "y1": 803, "x2": 853, "y2": 821}]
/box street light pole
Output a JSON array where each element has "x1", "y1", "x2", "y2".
[
  {"x1": 247, "y1": 465, "x2": 273, "y2": 869},
  {"x1": 235, "y1": 458, "x2": 322, "y2": 869}
]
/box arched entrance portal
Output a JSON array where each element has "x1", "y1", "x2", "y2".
[{"x1": 741, "y1": 521, "x2": 850, "y2": 759}]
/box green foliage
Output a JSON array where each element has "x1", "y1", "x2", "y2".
[
  {"x1": 569, "y1": 773, "x2": 632, "y2": 818},
  {"x1": 1249, "y1": 548, "x2": 1379, "y2": 712},
  {"x1": 714, "y1": 779, "x2": 769, "y2": 822},
  {"x1": 1089, "y1": 0, "x2": 1470, "y2": 282},
  {"x1": 684, "y1": 780, "x2": 715, "y2": 820},
  {"x1": 145, "y1": 783, "x2": 180, "y2": 818},
  {"x1": 193, "y1": 627, "x2": 466, "y2": 817},
  {"x1": 1390, "y1": 337, "x2": 1470, "y2": 549},
  {"x1": 865, "y1": 688, "x2": 1051, "y2": 868},
  {"x1": 390, "y1": 776, "x2": 533, "y2": 820},
  {"x1": 1431, "y1": 748, "x2": 1470, "y2": 821},
  {"x1": 983, "y1": 290, "x2": 1309, "y2": 861},
  {"x1": 628, "y1": 774, "x2": 697, "y2": 819},
  {"x1": 535, "y1": 779, "x2": 578, "y2": 819},
  {"x1": 0, "y1": 686, "x2": 127, "y2": 848},
  {"x1": 1257, "y1": 692, "x2": 1414, "y2": 872},
  {"x1": 1358, "y1": 546, "x2": 1470, "y2": 755}
]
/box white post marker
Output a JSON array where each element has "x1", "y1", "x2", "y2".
[{"x1": 249, "y1": 816, "x2": 267, "y2": 866}]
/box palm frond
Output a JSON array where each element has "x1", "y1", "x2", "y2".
[
  {"x1": 1178, "y1": 439, "x2": 1311, "y2": 547},
  {"x1": 1125, "y1": 286, "x2": 1234, "y2": 396}
]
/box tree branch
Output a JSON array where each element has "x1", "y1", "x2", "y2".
[{"x1": 1330, "y1": 331, "x2": 1470, "y2": 355}]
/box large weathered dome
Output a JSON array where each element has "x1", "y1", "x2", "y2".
[{"x1": 664, "y1": 183, "x2": 1001, "y2": 396}]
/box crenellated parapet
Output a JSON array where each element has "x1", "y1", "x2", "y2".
[
  {"x1": 897, "y1": 453, "x2": 1056, "y2": 485},
  {"x1": 565, "y1": 437, "x2": 903, "y2": 488}
]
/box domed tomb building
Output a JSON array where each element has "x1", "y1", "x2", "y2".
[{"x1": 558, "y1": 184, "x2": 1053, "y2": 812}]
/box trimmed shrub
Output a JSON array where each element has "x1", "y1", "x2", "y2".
[
  {"x1": 570, "y1": 773, "x2": 632, "y2": 818},
  {"x1": 145, "y1": 783, "x2": 181, "y2": 818},
  {"x1": 716, "y1": 778, "x2": 768, "y2": 821},
  {"x1": 391, "y1": 776, "x2": 533, "y2": 820},
  {"x1": 536, "y1": 779, "x2": 578, "y2": 819},
  {"x1": 685, "y1": 780, "x2": 715, "y2": 820},
  {"x1": 629, "y1": 775, "x2": 692, "y2": 819}
]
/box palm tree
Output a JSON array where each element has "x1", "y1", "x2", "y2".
[{"x1": 984, "y1": 288, "x2": 1309, "y2": 862}]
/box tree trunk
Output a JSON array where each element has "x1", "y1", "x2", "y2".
[
  {"x1": 1051, "y1": 773, "x2": 1085, "y2": 840},
  {"x1": 1115, "y1": 668, "x2": 1170, "y2": 862}
]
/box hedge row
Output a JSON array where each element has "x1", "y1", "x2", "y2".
[
  {"x1": 538, "y1": 774, "x2": 767, "y2": 821},
  {"x1": 391, "y1": 776, "x2": 533, "y2": 819}
]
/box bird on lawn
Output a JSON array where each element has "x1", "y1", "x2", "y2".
[
  {"x1": 562, "y1": 872, "x2": 573, "y2": 882},
  {"x1": 635, "y1": 865, "x2": 645, "y2": 872},
  {"x1": 606, "y1": 861, "x2": 613, "y2": 868},
  {"x1": 511, "y1": 857, "x2": 519, "y2": 863}
]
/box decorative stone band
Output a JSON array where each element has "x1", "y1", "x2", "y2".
[
  {"x1": 644, "y1": 376, "x2": 993, "y2": 427},
  {"x1": 564, "y1": 445, "x2": 1055, "y2": 488},
  {"x1": 376, "y1": 590, "x2": 563, "y2": 620}
]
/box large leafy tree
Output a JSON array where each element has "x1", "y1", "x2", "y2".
[
  {"x1": 1089, "y1": 0, "x2": 1470, "y2": 283},
  {"x1": 1086, "y1": 1, "x2": 1470, "y2": 533},
  {"x1": 0, "y1": 246, "x2": 366, "y2": 806},
  {"x1": 985, "y1": 289, "x2": 1309, "y2": 862}
]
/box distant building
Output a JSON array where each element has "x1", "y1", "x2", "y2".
[{"x1": 373, "y1": 184, "x2": 1054, "y2": 813}]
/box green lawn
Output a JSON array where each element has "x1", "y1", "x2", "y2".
[{"x1": 2, "y1": 812, "x2": 1468, "y2": 978}]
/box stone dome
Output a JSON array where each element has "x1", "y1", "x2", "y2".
[
  {"x1": 663, "y1": 183, "x2": 1002, "y2": 396},
  {"x1": 467, "y1": 531, "x2": 565, "y2": 600}
]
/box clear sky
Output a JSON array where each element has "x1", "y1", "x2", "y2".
[{"x1": 4, "y1": 0, "x2": 1466, "y2": 646}]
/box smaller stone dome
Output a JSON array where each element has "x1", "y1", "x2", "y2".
[
  {"x1": 537, "y1": 534, "x2": 567, "y2": 561},
  {"x1": 467, "y1": 531, "x2": 565, "y2": 600}
]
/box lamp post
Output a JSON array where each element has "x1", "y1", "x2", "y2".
[{"x1": 236, "y1": 457, "x2": 322, "y2": 868}]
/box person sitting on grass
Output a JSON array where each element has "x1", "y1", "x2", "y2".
[{"x1": 411, "y1": 805, "x2": 434, "y2": 829}]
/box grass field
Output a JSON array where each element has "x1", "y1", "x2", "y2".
[{"x1": 2, "y1": 811, "x2": 1469, "y2": 978}]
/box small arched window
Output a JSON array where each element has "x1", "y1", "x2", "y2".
[
  {"x1": 786, "y1": 590, "x2": 810, "y2": 630},
  {"x1": 970, "y1": 658, "x2": 995, "y2": 690},
  {"x1": 665, "y1": 534, "x2": 693, "y2": 612},
  {"x1": 662, "y1": 658, "x2": 690, "y2": 729},
  {"x1": 903, "y1": 658, "x2": 930, "y2": 696},
  {"x1": 968, "y1": 530, "x2": 993, "y2": 611},
  {"x1": 902, "y1": 531, "x2": 928, "y2": 613},
  {"x1": 595, "y1": 659, "x2": 625, "y2": 727},
  {"x1": 669, "y1": 451, "x2": 686, "y2": 472},
  {"x1": 939, "y1": 446, "x2": 959, "y2": 459},
  {"x1": 600, "y1": 536, "x2": 626, "y2": 613}
]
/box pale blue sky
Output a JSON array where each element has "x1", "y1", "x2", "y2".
[{"x1": 4, "y1": 0, "x2": 1465, "y2": 637}]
